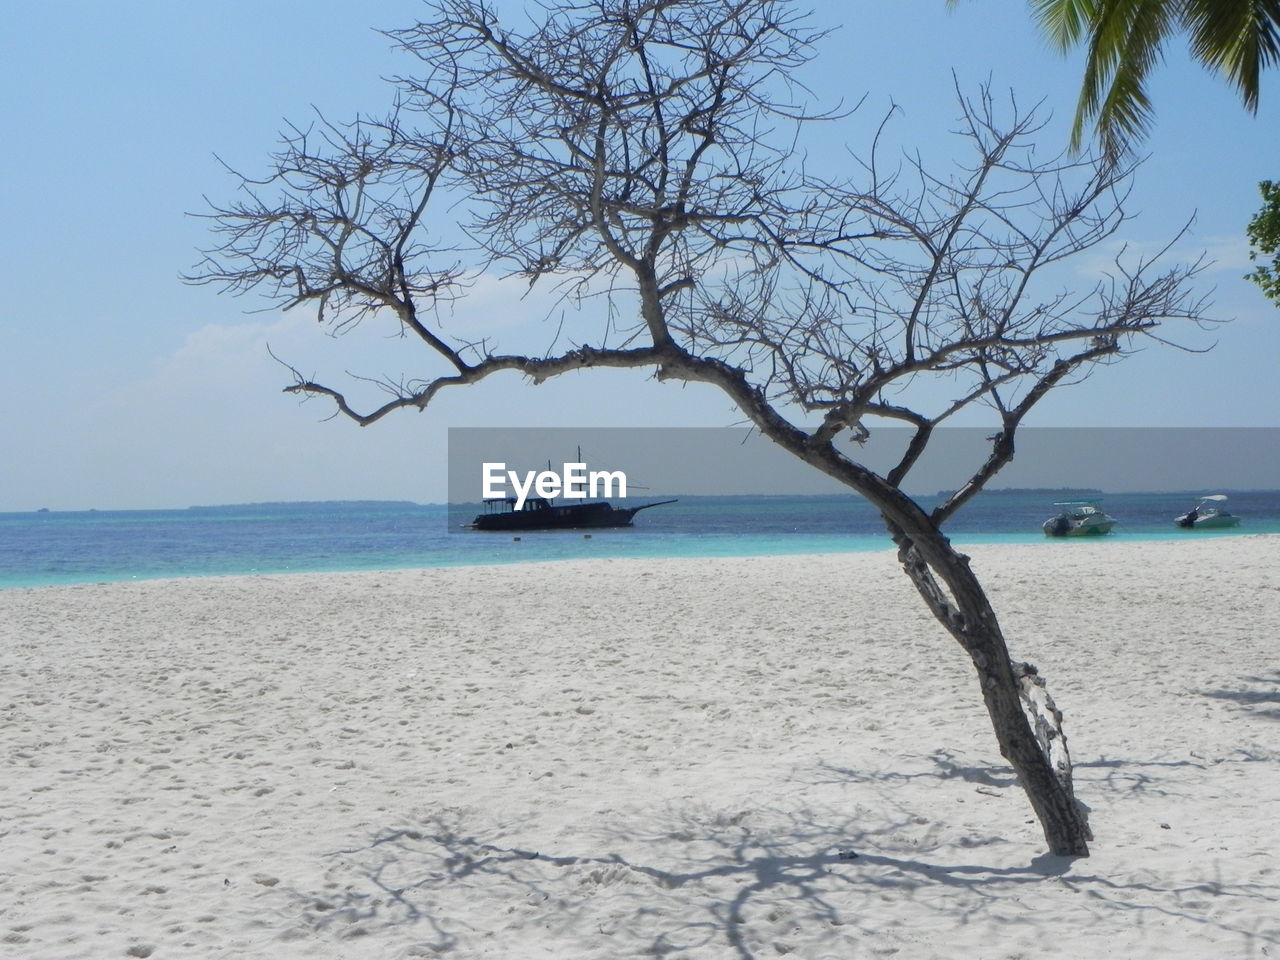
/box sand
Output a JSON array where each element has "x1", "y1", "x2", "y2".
[{"x1": 2, "y1": 535, "x2": 1278, "y2": 959}]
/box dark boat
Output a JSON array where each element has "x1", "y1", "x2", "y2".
[{"x1": 470, "y1": 497, "x2": 677, "y2": 531}]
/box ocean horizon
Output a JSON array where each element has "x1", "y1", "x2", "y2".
[{"x1": 3, "y1": 489, "x2": 1278, "y2": 590}]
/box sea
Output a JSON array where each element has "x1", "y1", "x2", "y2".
[{"x1": 2, "y1": 490, "x2": 1278, "y2": 590}]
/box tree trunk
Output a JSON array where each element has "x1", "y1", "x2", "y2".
[
  {"x1": 1013, "y1": 660, "x2": 1082, "y2": 804},
  {"x1": 658, "y1": 390, "x2": 1095, "y2": 856},
  {"x1": 896, "y1": 534, "x2": 1093, "y2": 857}
]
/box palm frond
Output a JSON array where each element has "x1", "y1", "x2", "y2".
[
  {"x1": 1032, "y1": 0, "x2": 1101, "y2": 50},
  {"x1": 1183, "y1": 0, "x2": 1280, "y2": 111},
  {"x1": 1067, "y1": 0, "x2": 1177, "y2": 153}
]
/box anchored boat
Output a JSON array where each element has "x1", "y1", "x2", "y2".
[
  {"x1": 1042, "y1": 500, "x2": 1117, "y2": 537},
  {"x1": 470, "y1": 496, "x2": 677, "y2": 531},
  {"x1": 1175, "y1": 494, "x2": 1241, "y2": 530}
]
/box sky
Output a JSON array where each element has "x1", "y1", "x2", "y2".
[{"x1": 1, "y1": 0, "x2": 1277, "y2": 511}]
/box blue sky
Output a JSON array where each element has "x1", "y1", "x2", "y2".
[{"x1": 1, "y1": 0, "x2": 1276, "y2": 511}]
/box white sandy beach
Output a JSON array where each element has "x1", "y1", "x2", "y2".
[{"x1": 2, "y1": 535, "x2": 1278, "y2": 959}]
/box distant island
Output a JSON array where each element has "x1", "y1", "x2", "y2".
[
  {"x1": 185, "y1": 500, "x2": 428, "y2": 513},
  {"x1": 934, "y1": 487, "x2": 1105, "y2": 499}
]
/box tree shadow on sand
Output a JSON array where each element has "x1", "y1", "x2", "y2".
[
  {"x1": 1203, "y1": 670, "x2": 1280, "y2": 721},
  {"x1": 815, "y1": 749, "x2": 1211, "y2": 799},
  {"x1": 269, "y1": 761, "x2": 1280, "y2": 957}
]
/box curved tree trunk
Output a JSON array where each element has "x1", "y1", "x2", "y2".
[
  {"x1": 707, "y1": 414, "x2": 1095, "y2": 857},
  {"x1": 895, "y1": 532, "x2": 1093, "y2": 857}
]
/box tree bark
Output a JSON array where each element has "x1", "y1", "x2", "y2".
[
  {"x1": 895, "y1": 534, "x2": 1092, "y2": 857},
  {"x1": 1013, "y1": 660, "x2": 1082, "y2": 805},
  {"x1": 679, "y1": 404, "x2": 1095, "y2": 858}
]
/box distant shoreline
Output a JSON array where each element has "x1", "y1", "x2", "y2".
[
  {"x1": 10, "y1": 487, "x2": 1280, "y2": 516},
  {"x1": 934, "y1": 487, "x2": 1105, "y2": 498}
]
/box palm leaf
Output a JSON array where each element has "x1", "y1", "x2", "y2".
[
  {"x1": 1032, "y1": 0, "x2": 1101, "y2": 50},
  {"x1": 1068, "y1": 0, "x2": 1176, "y2": 153},
  {"x1": 1183, "y1": 0, "x2": 1280, "y2": 111}
]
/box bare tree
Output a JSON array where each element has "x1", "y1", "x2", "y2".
[{"x1": 190, "y1": 0, "x2": 1214, "y2": 857}]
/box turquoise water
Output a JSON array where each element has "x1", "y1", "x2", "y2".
[{"x1": 2, "y1": 491, "x2": 1277, "y2": 589}]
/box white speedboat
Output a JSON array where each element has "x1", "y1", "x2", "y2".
[
  {"x1": 1043, "y1": 500, "x2": 1117, "y2": 537},
  {"x1": 1175, "y1": 494, "x2": 1241, "y2": 530}
]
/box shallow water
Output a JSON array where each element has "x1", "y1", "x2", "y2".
[{"x1": 3, "y1": 491, "x2": 1277, "y2": 589}]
